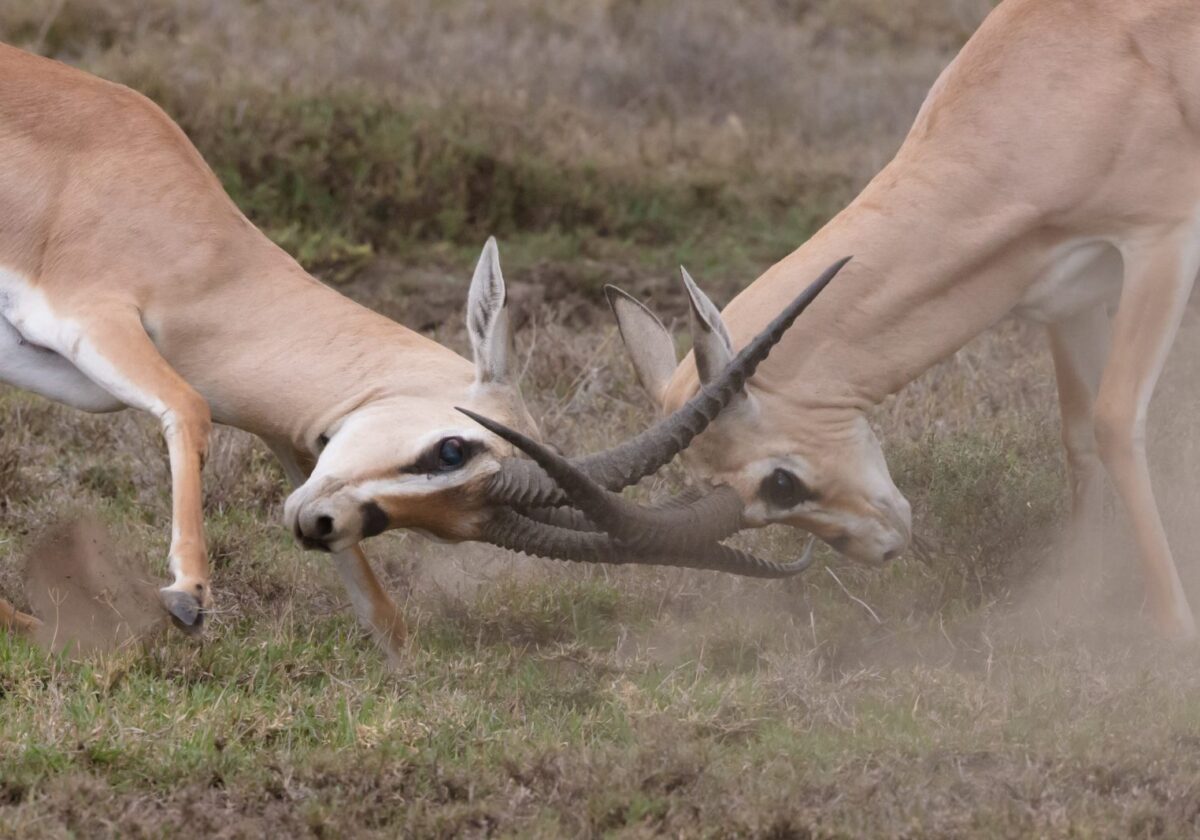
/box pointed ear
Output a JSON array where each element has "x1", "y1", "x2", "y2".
[
  {"x1": 467, "y1": 236, "x2": 512, "y2": 385},
  {"x1": 680, "y1": 266, "x2": 734, "y2": 385},
  {"x1": 605, "y1": 285, "x2": 678, "y2": 407}
]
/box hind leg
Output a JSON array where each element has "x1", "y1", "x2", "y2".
[
  {"x1": 0, "y1": 320, "x2": 121, "y2": 637},
  {"x1": 1094, "y1": 232, "x2": 1200, "y2": 638},
  {"x1": 0, "y1": 597, "x2": 40, "y2": 635},
  {"x1": 1048, "y1": 304, "x2": 1110, "y2": 563}
]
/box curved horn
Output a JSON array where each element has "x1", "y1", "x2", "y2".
[
  {"x1": 480, "y1": 508, "x2": 817, "y2": 579},
  {"x1": 462, "y1": 407, "x2": 746, "y2": 551},
  {"x1": 484, "y1": 256, "x2": 851, "y2": 508},
  {"x1": 519, "y1": 504, "x2": 599, "y2": 532}
]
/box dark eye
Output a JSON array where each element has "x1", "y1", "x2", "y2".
[
  {"x1": 316, "y1": 434, "x2": 330, "y2": 452},
  {"x1": 759, "y1": 468, "x2": 815, "y2": 509},
  {"x1": 437, "y1": 437, "x2": 467, "y2": 470}
]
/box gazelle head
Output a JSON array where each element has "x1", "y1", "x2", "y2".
[
  {"x1": 285, "y1": 242, "x2": 854, "y2": 580},
  {"x1": 284, "y1": 237, "x2": 541, "y2": 552},
  {"x1": 608, "y1": 268, "x2": 911, "y2": 565}
]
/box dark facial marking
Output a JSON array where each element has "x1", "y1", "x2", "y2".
[
  {"x1": 759, "y1": 468, "x2": 818, "y2": 509},
  {"x1": 360, "y1": 501, "x2": 389, "y2": 539},
  {"x1": 404, "y1": 437, "x2": 479, "y2": 474}
]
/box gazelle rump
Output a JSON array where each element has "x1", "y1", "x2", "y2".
[{"x1": 610, "y1": 0, "x2": 1200, "y2": 637}]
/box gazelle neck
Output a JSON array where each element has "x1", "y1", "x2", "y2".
[
  {"x1": 164, "y1": 242, "x2": 475, "y2": 450},
  {"x1": 709, "y1": 158, "x2": 1055, "y2": 415}
]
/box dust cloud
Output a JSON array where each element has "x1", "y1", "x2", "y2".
[{"x1": 23, "y1": 513, "x2": 165, "y2": 655}]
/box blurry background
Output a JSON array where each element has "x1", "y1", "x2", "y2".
[
  {"x1": 1, "y1": 0, "x2": 990, "y2": 282},
  {"x1": 8, "y1": 2, "x2": 1200, "y2": 836}
]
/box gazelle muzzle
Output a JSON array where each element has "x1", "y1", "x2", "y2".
[{"x1": 462, "y1": 257, "x2": 851, "y2": 577}]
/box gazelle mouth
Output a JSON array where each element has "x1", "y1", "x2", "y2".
[{"x1": 460, "y1": 257, "x2": 851, "y2": 577}]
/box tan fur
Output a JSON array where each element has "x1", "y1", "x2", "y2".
[
  {"x1": 637, "y1": 0, "x2": 1200, "y2": 637},
  {"x1": 0, "y1": 44, "x2": 536, "y2": 654}
]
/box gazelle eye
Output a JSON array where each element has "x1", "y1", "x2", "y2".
[
  {"x1": 437, "y1": 437, "x2": 467, "y2": 470},
  {"x1": 316, "y1": 434, "x2": 330, "y2": 452},
  {"x1": 760, "y1": 468, "x2": 815, "y2": 509}
]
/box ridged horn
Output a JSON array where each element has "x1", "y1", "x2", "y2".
[
  {"x1": 479, "y1": 508, "x2": 817, "y2": 579},
  {"x1": 483, "y1": 257, "x2": 850, "y2": 509},
  {"x1": 462, "y1": 407, "x2": 747, "y2": 551}
]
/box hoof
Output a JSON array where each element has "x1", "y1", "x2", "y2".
[
  {"x1": 159, "y1": 588, "x2": 205, "y2": 635},
  {"x1": 1150, "y1": 609, "x2": 1197, "y2": 642}
]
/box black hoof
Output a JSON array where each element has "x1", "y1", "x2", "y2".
[{"x1": 159, "y1": 589, "x2": 205, "y2": 635}]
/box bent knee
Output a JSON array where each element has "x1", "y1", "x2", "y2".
[
  {"x1": 163, "y1": 393, "x2": 212, "y2": 446},
  {"x1": 1093, "y1": 398, "x2": 1145, "y2": 464}
]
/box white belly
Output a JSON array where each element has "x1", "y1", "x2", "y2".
[
  {"x1": 1013, "y1": 241, "x2": 1124, "y2": 324},
  {"x1": 0, "y1": 268, "x2": 125, "y2": 413}
]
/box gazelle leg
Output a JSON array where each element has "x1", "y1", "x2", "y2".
[
  {"x1": 330, "y1": 545, "x2": 407, "y2": 658},
  {"x1": 1094, "y1": 234, "x2": 1200, "y2": 638},
  {"x1": 1047, "y1": 304, "x2": 1110, "y2": 562},
  {"x1": 63, "y1": 310, "x2": 213, "y2": 632},
  {"x1": 269, "y1": 443, "x2": 407, "y2": 658},
  {"x1": 0, "y1": 597, "x2": 41, "y2": 635}
]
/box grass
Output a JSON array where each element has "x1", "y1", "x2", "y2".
[
  {"x1": 8, "y1": 0, "x2": 1200, "y2": 836},
  {"x1": 5, "y1": 294, "x2": 1200, "y2": 836}
]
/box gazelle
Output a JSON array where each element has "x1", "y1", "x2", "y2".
[
  {"x1": 0, "y1": 44, "x2": 823, "y2": 654},
  {"x1": 485, "y1": 0, "x2": 1200, "y2": 638}
]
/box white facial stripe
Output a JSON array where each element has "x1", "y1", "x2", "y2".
[{"x1": 357, "y1": 471, "x2": 471, "y2": 499}]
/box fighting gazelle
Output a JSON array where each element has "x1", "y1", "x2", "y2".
[
  {"x1": 0, "y1": 44, "x2": 836, "y2": 654},
  {"x1": 471, "y1": 0, "x2": 1200, "y2": 638}
]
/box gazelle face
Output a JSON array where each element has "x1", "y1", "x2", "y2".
[
  {"x1": 284, "y1": 238, "x2": 537, "y2": 552},
  {"x1": 674, "y1": 402, "x2": 911, "y2": 564},
  {"x1": 609, "y1": 271, "x2": 911, "y2": 565}
]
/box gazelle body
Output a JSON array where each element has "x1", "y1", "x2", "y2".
[
  {"x1": 611, "y1": 0, "x2": 1200, "y2": 636},
  {"x1": 0, "y1": 43, "x2": 540, "y2": 653}
]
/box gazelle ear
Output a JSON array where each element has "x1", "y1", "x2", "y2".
[
  {"x1": 467, "y1": 236, "x2": 512, "y2": 385},
  {"x1": 606, "y1": 285, "x2": 678, "y2": 407},
  {"x1": 680, "y1": 266, "x2": 734, "y2": 386}
]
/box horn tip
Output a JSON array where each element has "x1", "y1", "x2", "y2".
[{"x1": 456, "y1": 406, "x2": 506, "y2": 437}]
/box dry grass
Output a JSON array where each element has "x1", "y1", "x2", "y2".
[
  {"x1": 9, "y1": 1, "x2": 1200, "y2": 836},
  {"x1": 0, "y1": 0, "x2": 995, "y2": 280},
  {"x1": 5, "y1": 284, "x2": 1200, "y2": 835}
]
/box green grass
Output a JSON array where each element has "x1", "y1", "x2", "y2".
[
  {"x1": 7, "y1": 581, "x2": 1200, "y2": 836},
  {"x1": 3, "y1": 369, "x2": 1195, "y2": 837}
]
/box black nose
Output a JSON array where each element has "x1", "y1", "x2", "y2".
[
  {"x1": 883, "y1": 548, "x2": 901, "y2": 562},
  {"x1": 313, "y1": 515, "x2": 334, "y2": 539},
  {"x1": 296, "y1": 511, "x2": 335, "y2": 552},
  {"x1": 360, "y1": 502, "x2": 389, "y2": 539}
]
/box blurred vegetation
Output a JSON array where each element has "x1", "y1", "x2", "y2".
[{"x1": 0, "y1": 0, "x2": 994, "y2": 279}]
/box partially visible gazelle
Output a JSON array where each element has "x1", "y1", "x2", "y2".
[
  {"x1": 0, "y1": 44, "x2": 817, "y2": 654},
  {"x1": 597, "y1": 0, "x2": 1200, "y2": 637}
]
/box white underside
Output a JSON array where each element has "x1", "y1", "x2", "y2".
[
  {"x1": 1013, "y1": 240, "x2": 1124, "y2": 324},
  {"x1": 0, "y1": 314, "x2": 125, "y2": 412},
  {"x1": 0, "y1": 268, "x2": 127, "y2": 413}
]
